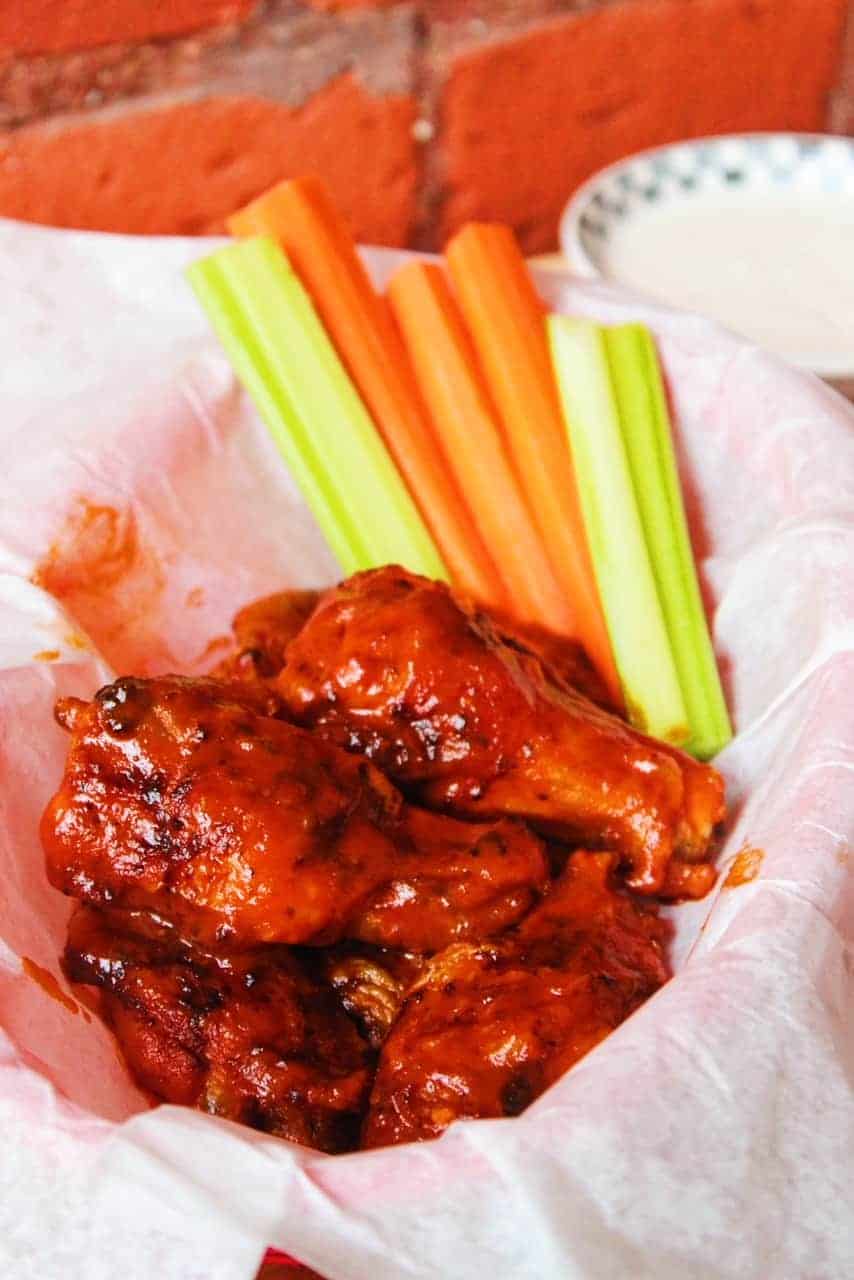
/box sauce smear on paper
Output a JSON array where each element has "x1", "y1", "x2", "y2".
[
  {"x1": 32, "y1": 498, "x2": 170, "y2": 673},
  {"x1": 22, "y1": 957, "x2": 80, "y2": 1015},
  {"x1": 724, "y1": 845, "x2": 764, "y2": 887}
]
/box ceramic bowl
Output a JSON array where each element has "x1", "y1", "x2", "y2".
[{"x1": 559, "y1": 133, "x2": 854, "y2": 385}]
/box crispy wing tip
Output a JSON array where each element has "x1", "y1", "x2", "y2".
[{"x1": 54, "y1": 696, "x2": 87, "y2": 732}]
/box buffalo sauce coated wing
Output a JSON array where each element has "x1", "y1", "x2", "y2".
[
  {"x1": 349, "y1": 804, "x2": 548, "y2": 953},
  {"x1": 316, "y1": 944, "x2": 423, "y2": 1049},
  {"x1": 42, "y1": 675, "x2": 547, "y2": 950},
  {"x1": 278, "y1": 567, "x2": 724, "y2": 897},
  {"x1": 217, "y1": 585, "x2": 614, "y2": 714},
  {"x1": 495, "y1": 615, "x2": 618, "y2": 712},
  {"x1": 43, "y1": 675, "x2": 399, "y2": 947},
  {"x1": 64, "y1": 906, "x2": 372, "y2": 1152},
  {"x1": 215, "y1": 589, "x2": 319, "y2": 683},
  {"x1": 362, "y1": 851, "x2": 670, "y2": 1148}
]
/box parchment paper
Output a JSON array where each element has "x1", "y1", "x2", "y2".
[{"x1": 0, "y1": 218, "x2": 851, "y2": 1280}]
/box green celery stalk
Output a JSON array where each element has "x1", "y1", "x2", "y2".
[
  {"x1": 548, "y1": 315, "x2": 689, "y2": 745},
  {"x1": 187, "y1": 237, "x2": 448, "y2": 581},
  {"x1": 604, "y1": 324, "x2": 731, "y2": 759}
]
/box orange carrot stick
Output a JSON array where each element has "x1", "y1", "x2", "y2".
[
  {"x1": 446, "y1": 223, "x2": 621, "y2": 704},
  {"x1": 387, "y1": 260, "x2": 577, "y2": 634},
  {"x1": 227, "y1": 177, "x2": 507, "y2": 613}
]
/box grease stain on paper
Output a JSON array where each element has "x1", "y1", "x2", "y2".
[
  {"x1": 724, "y1": 844, "x2": 764, "y2": 888},
  {"x1": 63, "y1": 631, "x2": 90, "y2": 650}
]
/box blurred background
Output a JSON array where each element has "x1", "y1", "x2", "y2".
[{"x1": 1, "y1": 0, "x2": 852, "y2": 252}]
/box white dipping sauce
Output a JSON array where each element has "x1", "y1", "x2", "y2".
[{"x1": 599, "y1": 192, "x2": 854, "y2": 376}]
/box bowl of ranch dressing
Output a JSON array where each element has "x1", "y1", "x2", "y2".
[{"x1": 560, "y1": 134, "x2": 854, "y2": 384}]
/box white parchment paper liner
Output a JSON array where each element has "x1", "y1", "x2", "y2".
[{"x1": 0, "y1": 220, "x2": 851, "y2": 1280}]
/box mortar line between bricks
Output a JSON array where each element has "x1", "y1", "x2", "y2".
[
  {"x1": 827, "y1": 0, "x2": 854, "y2": 131},
  {"x1": 411, "y1": 3, "x2": 441, "y2": 251},
  {"x1": 409, "y1": 0, "x2": 644, "y2": 253}
]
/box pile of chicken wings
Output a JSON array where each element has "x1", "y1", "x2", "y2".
[{"x1": 42, "y1": 567, "x2": 725, "y2": 1152}]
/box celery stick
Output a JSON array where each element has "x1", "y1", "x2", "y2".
[
  {"x1": 187, "y1": 237, "x2": 447, "y2": 581},
  {"x1": 548, "y1": 315, "x2": 689, "y2": 745},
  {"x1": 605, "y1": 325, "x2": 731, "y2": 759}
]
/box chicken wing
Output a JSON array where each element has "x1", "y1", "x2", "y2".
[
  {"x1": 349, "y1": 804, "x2": 548, "y2": 953},
  {"x1": 43, "y1": 675, "x2": 547, "y2": 950},
  {"x1": 362, "y1": 850, "x2": 670, "y2": 1147},
  {"x1": 65, "y1": 905, "x2": 373, "y2": 1152},
  {"x1": 317, "y1": 944, "x2": 423, "y2": 1049},
  {"x1": 217, "y1": 584, "x2": 613, "y2": 712},
  {"x1": 214, "y1": 589, "x2": 319, "y2": 683},
  {"x1": 278, "y1": 567, "x2": 724, "y2": 896},
  {"x1": 494, "y1": 615, "x2": 618, "y2": 712}
]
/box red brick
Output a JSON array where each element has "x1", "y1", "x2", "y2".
[
  {"x1": 0, "y1": 1, "x2": 259, "y2": 56},
  {"x1": 0, "y1": 80, "x2": 418, "y2": 243},
  {"x1": 435, "y1": 0, "x2": 851, "y2": 253}
]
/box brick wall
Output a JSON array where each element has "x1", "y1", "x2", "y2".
[{"x1": 1, "y1": 0, "x2": 852, "y2": 251}]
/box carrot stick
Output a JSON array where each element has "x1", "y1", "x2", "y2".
[
  {"x1": 227, "y1": 177, "x2": 507, "y2": 613},
  {"x1": 387, "y1": 260, "x2": 577, "y2": 633},
  {"x1": 446, "y1": 223, "x2": 621, "y2": 704}
]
